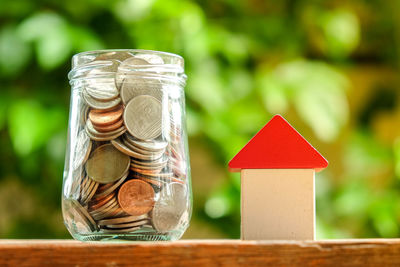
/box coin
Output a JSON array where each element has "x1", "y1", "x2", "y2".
[
  {"x1": 86, "y1": 144, "x2": 130, "y2": 184},
  {"x1": 92, "y1": 119, "x2": 123, "y2": 133},
  {"x1": 73, "y1": 131, "x2": 92, "y2": 170},
  {"x1": 81, "y1": 177, "x2": 99, "y2": 205},
  {"x1": 118, "y1": 179, "x2": 155, "y2": 216},
  {"x1": 111, "y1": 138, "x2": 162, "y2": 161},
  {"x1": 98, "y1": 214, "x2": 149, "y2": 226},
  {"x1": 85, "y1": 82, "x2": 119, "y2": 101},
  {"x1": 116, "y1": 57, "x2": 150, "y2": 89},
  {"x1": 69, "y1": 198, "x2": 98, "y2": 231},
  {"x1": 101, "y1": 226, "x2": 143, "y2": 234},
  {"x1": 95, "y1": 51, "x2": 133, "y2": 62},
  {"x1": 137, "y1": 176, "x2": 164, "y2": 188},
  {"x1": 86, "y1": 126, "x2": 126, "y2": 142},
  {"x1": 120, "y1": 77, "x2": 162, "y2": 104},
  {"x1": 63, "y1": 198, "x2": 95, "y2": 233},
  {"x1": 131, "y1": 157, "x2": 168, "y2": 168},
  {"x1": 122, "y1": 136, "x2": 165, "y2": 158},
  {"x1": 124, "y1": 135, "x2": 168, "y2": 152},
  {"x1": 89, "y1": 106, "x2": 123, "y2": 126},
  {"x1": 130, "y1": 167, "x2": 163, "y2": 175},
  {"x1": 135, "y1": 54, "x2": 164, "y2": 65},
  {"x1": 130, "y1": 162, "x2": 166, "y2": 171},
  {"x1": 94, "y1": 171, "x2": 128, "y2": 198},
  {"x1": 151, "y1": 183, "x2": 188, "y2": 232},
  {"x1": 90, "y1": 196, "x2": 118, "y2": 215},
  {"x1": 103, "y1": 219, "x2": 150, "y2": 229},
  {"x1": 90, "y1": 192, "x2": 116, "y2": 211},
  {"x1": 83, "y1": 89, "x2": 121, "y2": 110},
  {"x1": 124, "y1": 95, "x2": 162, "y2": 140}
]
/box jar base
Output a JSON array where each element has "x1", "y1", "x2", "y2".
[{"x1": 72, "y1": 231, "x2": 183, "y2": 242}]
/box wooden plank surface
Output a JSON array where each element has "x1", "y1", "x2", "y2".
[{"x1": 0, "y1": 239, "x2": 400, "y2": 266}]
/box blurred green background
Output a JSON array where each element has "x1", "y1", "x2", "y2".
[{"x1": 1, "y1": 0, "x2": 400, "y2": 239}]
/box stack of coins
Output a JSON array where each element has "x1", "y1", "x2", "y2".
[{"x1": 65, "y1": 52, "x2": 189, "y2": 237}]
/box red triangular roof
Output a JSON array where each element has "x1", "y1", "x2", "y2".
[{"x1": 229, "y1": 115, "x2": 328, "y2": 172}]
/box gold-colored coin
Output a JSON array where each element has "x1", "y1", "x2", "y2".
[{"x1": 85, "y1": 144, "x2": 130, "y2": 184}]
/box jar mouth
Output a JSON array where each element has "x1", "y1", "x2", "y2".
[{"x1": 68, "y1": 49, "x2": 187, "y2": 87}]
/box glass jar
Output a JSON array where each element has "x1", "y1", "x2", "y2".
[{"x1": 62, "y1": 49, "x2": 192, "y2": 241}]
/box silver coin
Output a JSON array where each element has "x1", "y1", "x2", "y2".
[
  {"x1": 95, "y1": 51, "x2": 133, "y2": 62},
  {"x1": 111, "y1": 138, "x2": 163, "y2": 161},
  {"x1": 131, "y1": 157, "x2": 168, "y2": 168},
  {"x1": 124, "y1": 95, "x2": 162, "y2": 140},
  {"x1": 124, "y1": 134, "x2": 168, "y2": 152},
  {"x1": 86, "y1": 127, "x2": 126, "y2": 142},
  {"x1": 151, "y1": 183, "x2": 188, "y2": 232},
  {"x1": 130, "y1": 162, "x2": 166, "y2": 171},
  {"x1": 83, "y1": 89, "x2": 121, "y2": 110},
  {"x1": 98, "y1": 214, "x2": 149, "y2": 226},
  {"x1": 135, "y1": 54, "x2": 164, "y2": 65},
  {"x1": 122, "y1": 136, "x2": 165, "y2": 158},
  {"x1": 115, "y1": 57, "x2": 150, "y2": 90},
  {"x1": 69, "y1": 198, "x2": 98, "y2": 232},
  {"x1": 120, "y1": 77, "x2": 163, "y2": 104},
  {"x1": 63, "y1": 198, "x2": 94, "y2": 234},
  {"x1": 85, "y1": 82, "x2": 119, "y2": 101},
  {"x1": 73, "y1": 130, "x2": 92, "y2": 170}
]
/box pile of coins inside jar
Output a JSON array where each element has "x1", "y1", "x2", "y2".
[{"x1": 64, "y1": 51, "x2": 189, "y2": 237}]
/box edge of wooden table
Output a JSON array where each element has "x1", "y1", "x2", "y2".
[{"x1": 0, "y1": 239, "x2": 399, "y2": 266}]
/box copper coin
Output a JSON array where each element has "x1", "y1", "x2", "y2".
[
  {"x1": 89, "y1": 106, "x2": 123, "y2": 126},
  {"x1": 118, "y1": 180, "x2": 155, "y2": 216},
  {"x1": 94, "y1": 172, "x2": 128, "y2": 198},
  {"x1": 92, "y1": 119, "x2": 124, "y2": 133},
  {"x1": 97, "y1": 182, "x2": 114, "y2": 193},
  {"x1": 90, "y1": 192, "x2": 115, "y2": 211}
]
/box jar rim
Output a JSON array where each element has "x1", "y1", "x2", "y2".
[
  {"x1": 69, "y1": 49, "x2": 187, "y2": 87},
  {"x1": 72, "y1": 49, "x2": 184, "y2": 67}
]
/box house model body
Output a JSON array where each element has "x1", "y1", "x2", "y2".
[{"x1": 229, "y1": 115, "x2": 328, "y2": 240}]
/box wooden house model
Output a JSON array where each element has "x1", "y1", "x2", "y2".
[{"x1": 229, "y1": 115, "x2": 328, "y2": 240}]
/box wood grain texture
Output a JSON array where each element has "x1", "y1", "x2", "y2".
[{"x1": 0, "y1": 239, "x2": 400, "y2": 267}]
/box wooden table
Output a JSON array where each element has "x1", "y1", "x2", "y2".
[{"x1": 0, "y1": 239, "x2": 399, "y2": 266}]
